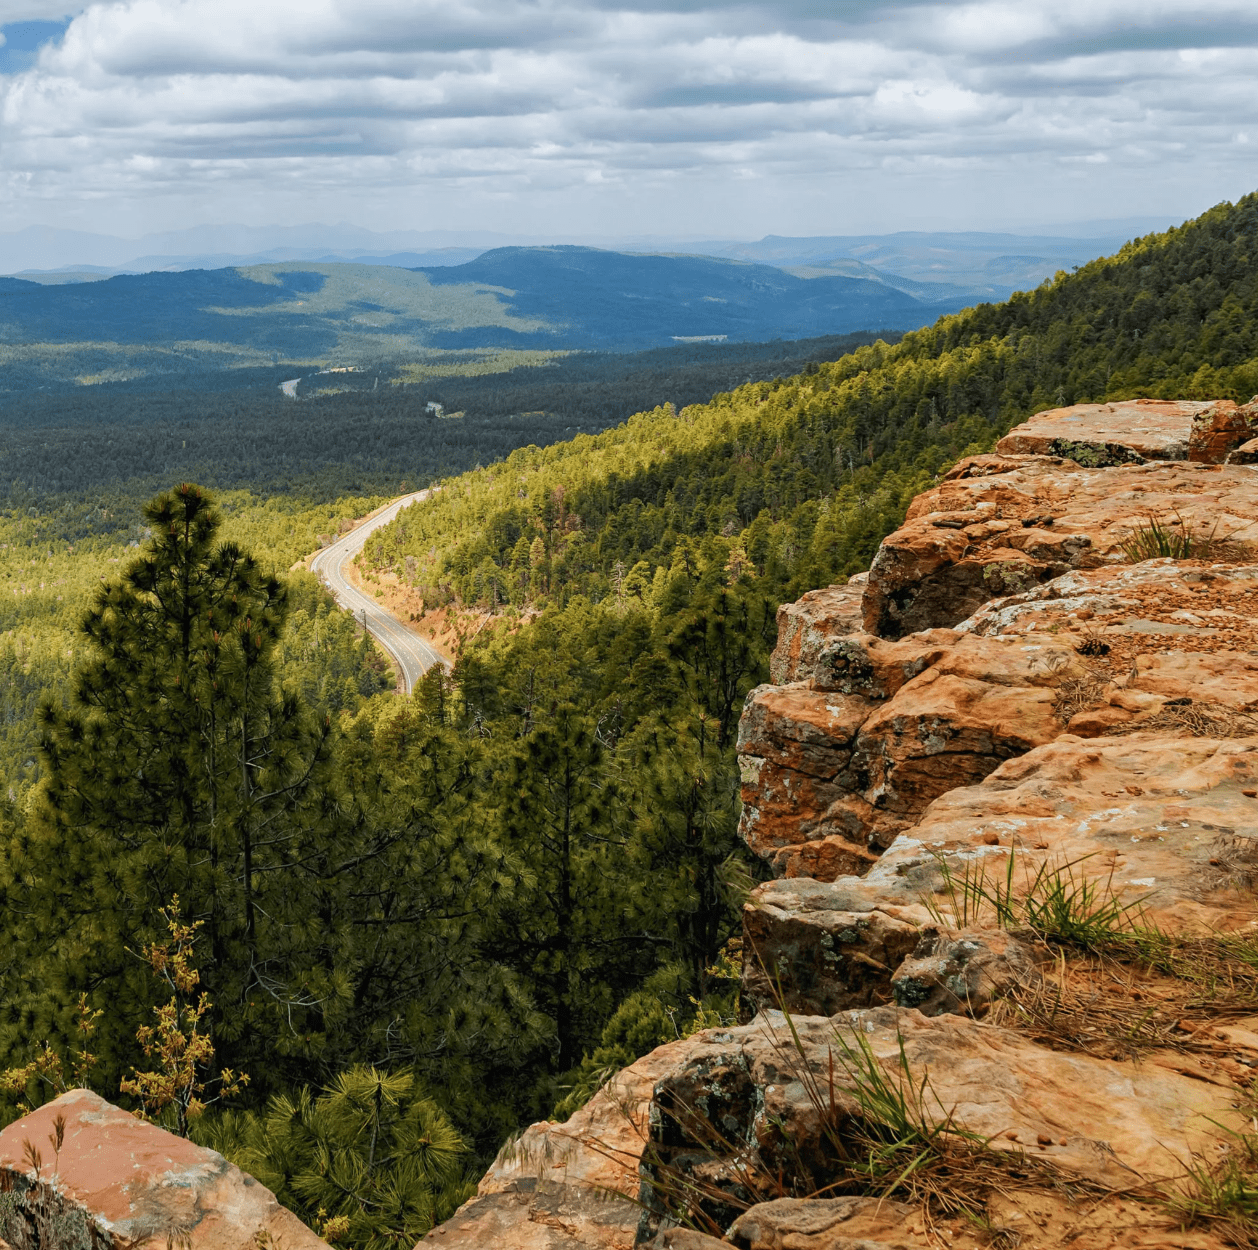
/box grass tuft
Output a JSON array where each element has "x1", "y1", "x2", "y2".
[
  {"x1": 1120, "y1": 509, "x2": 1243, "y2": 563},
  {"x1": 921, "y1": 850, "x2": 1151, "y2": 950},
  {"x1": 1164, "y1": 1126, "x2": 1258, "y2": 1246}
]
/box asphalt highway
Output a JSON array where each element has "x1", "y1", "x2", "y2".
[{"x1": 309, "y1": 490, "x2": 447, "y2": 693}]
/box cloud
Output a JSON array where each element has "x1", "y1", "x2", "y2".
[{"x1": 0, "y1": 0, "x2": 1255, "y2": 238}]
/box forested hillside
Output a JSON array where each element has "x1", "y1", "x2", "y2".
[
  {"x1": 0, "y1": 195, "x2": 1256, "y2": 1249},
  {"x1": 0, "y1": 334, "x2": 882, "y2": 505},
  {"x1": 363, "y1": 194, "x2": 1258, "y2": 614}
]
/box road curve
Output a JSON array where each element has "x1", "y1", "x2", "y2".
[{"x1": 309, "y1": 490, "x2": 447, "y2": 694}]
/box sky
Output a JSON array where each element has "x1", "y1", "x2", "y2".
[{"x1": 0, "y1": 0, "x2": 1256, "y2": 241}]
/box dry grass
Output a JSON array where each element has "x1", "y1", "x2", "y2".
[
  {"x1": 1106, "y1": 699, "x2": 1258, "y2": 738},
  {"x1": 1043, "y1": 655, "x2": 1111, "y2": 724},
  {"x1": 988, "y1": 942, "x2": 1258, "y2": 1065}
]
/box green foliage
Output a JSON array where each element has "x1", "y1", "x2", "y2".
[
  {"x1": 197, "y1": 1066, "x2": 472, "y2": 1250},
  {"x1": 922, "y1": 851, "x2": 1151, "y2": 950},
  {"x1": 0, "y1": 485, "x2": 338, "y2": 1090},
  {"x1": 1163, "y1": 1127, "x2": 1258, "y2": 1243},
  {"x1": 550, "y1": 957, "x2": 740, "y2": 1122},
  {"x1": 1120, "y1": 512, "x2": 1226, "y2": 562},
  {"x1": 364, "y1": 193, "x2": 1258, "y2": 615}
]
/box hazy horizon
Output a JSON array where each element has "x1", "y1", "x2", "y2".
[{"x1": 0, "y1": 214, "x2": 1193, "y2": 277}]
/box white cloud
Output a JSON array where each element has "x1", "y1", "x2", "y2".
[
  {"x1": 0, "y1": 2, "x2": 75, "y2": 20},
  {"x1": 0, "y1": 0, "x2": 1255, "y2": 237}
]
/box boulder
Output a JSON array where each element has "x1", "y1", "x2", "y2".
[
  {"x1": 422, "y1": 1035, "x2": 708, "y2": 1250},
  {"x1": 0, "y1": 1089, "x2": 327, "y2": 1250},
  {"x1": 861, "y1": 455, "x2": 1258, "y2": 639},
  {"x1": 639, "y1": 1007, "x2": 1242, "y2": 1238},
  {"x1": 742, "y1": 878, "x2": 922, "y2": 1018},
  {"x1": 1188, "y1": 396, "x2": 1258, "y2": 463},
  {"x1": 890, "y1": 927, "x2": 1042, "y2": 1017},
  {"x1": 995, "y1": 398, "x2": 1215, "y2": 464},
  {"x1": 770, "y1": 579, "x2": 866, "y2": 686}
]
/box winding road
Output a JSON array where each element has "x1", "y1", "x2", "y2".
[{"x1": 309, "y1": 491, "x2": 447, "y2": 693}]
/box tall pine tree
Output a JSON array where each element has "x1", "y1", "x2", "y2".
[{"x1": 0, "y1": 485, "x2": 335, "y2": 1086}]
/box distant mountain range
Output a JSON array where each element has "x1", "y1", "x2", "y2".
[
  {"x1": 0, "y1": 245, "x2": 990, "y2": 393},
  {"x1": 0, "y1": 216, "x2": 1185, "y2": 307}
]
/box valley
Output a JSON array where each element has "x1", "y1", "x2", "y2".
[{"x1": 0, "y1": 195, "x2": 1257, "y2": 1250}]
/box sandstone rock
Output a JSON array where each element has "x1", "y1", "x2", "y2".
[
  {"x1": 642, "y1": 1230, "x2": 732, "y2": 1250},
  {"x1": 995, "y1": 398, "x2": 1216, "y2": 464},
  {"x1": 879, "y1": 733, "x2": 1258, "y2": 937},
  {"x1": 770, "y1": 581, "x2": 866, "y2": 686},
  {"x1": 957, "y1": 559, "x2": 1258, "y2": 654},
  {"x1": 1188, "y1": 396, "x2": 1258, "y2": 463},
  {"x1": 861, "y1": 455, "x2": 1258, "y2": 638},
  {"x1": 0, "y1": 1089, "x2": 327, "y2": 1250},
  {"x1": 771, "y1": 615, "x2": 954, "y2": 699},
  {"x1": 1230, "y1": 436, "x2": 1258, "y2": 465},
  {"x1": 423, "y1": 1035, "x2": 708, "y2": 1250},
  {"x1": 740, "y1": 733, "x2": 1258, "y2": 1013},
  {"x1": 769, "y1": 834, "x2": 879, "y2": 882},
  {"x1": 890, "y1": 926, "x2": 1042, "y2": 1017},
  {"x1": 727, "y1": 1197, "x2": 918, "y2": 1250},
  {"x1": 738, "y1": 634, "x2": 1075, "y2": 867},
  {"x1": 742, "y1": 879, "x2": 922, "y2": 1018},
  {"x1": 640, "y1": 1007, "x2": 1241, "y2": 1238},
  {"x1": 852, "y1": 636, "x2": 1067, "y2": 824},
  {"x1": 736, "y1": 685, "x2": 874, "y2": 871}
]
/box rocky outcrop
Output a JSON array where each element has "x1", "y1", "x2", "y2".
[
  {"x1": 742, "y1": 729, "x2": 1258, "y2": 1017},
  {"x1": 0, "y1": 1089, "x2": 327, "y2": 1250},
  {"x1": 639, "y1": 1008, "x2": 1243, "y2": 1239},
  {"x1": 992, "y1": 396, "x2": 1258, "y2": 467},
  {"x1": 423, "y1": 1036, "x2": 708, "y2": 1250},
  {"x1": 722, "y1": 410, "x2": 1258, "y2": 1246},
  {"x1": 429, "y1": 401, "x2": 1258, "y2": 1250},
  {"x1": 994, "y1": 397, "x2": 1215, "y2": 463},
  {"x1": 861, "y1": 455, "x2": 1258, "y2": 638},
  {"x1": 740, "y1": 554, "x2": 1258, "y2": 874},
  {"x1": 738, "y1": 631, "x2": 1083, "y2": 869}
]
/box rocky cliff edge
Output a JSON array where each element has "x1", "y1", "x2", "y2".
[{"x1": 427, "y1": 397, "x2": 1258, "y2": 1250}]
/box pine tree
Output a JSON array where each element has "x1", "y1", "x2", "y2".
[
  {"x1": 0, "y1": 485, "x2": 334, "y2": 1084},
  {"x1": 199, "y1": 1066, "x2": 471, "y2": 1250},
  {"x1": 486, "y1": 706, "x2": 631, "y2": 1071}
]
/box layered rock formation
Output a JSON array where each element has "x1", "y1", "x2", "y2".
[
  {"x1": 428, "y1": 399, "x2": 1258, "y2": 1250},
  {"x1": 0, "y1": 1089, "x2": 328, "y2": 1250},
  {"x1": 422, "y1": 1037, "x2": 708, "y2": 1250}
]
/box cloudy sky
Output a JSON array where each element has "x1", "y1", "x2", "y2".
[{"x1": 0, "y1": 0, "x2": 1256, "y2": 241}]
